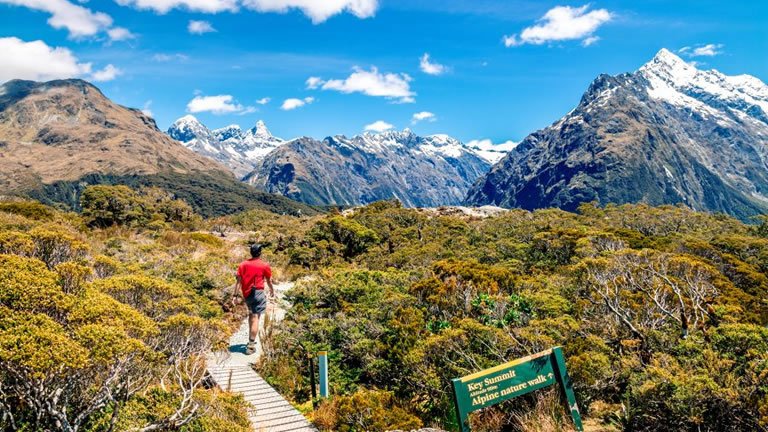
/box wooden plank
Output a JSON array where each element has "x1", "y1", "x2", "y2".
[{"x1": 206, "y1": 309, "x2": 317, "y2": 432}]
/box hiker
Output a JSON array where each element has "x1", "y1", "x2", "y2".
[{"x1": 232, "y1": 243, "x2": 275, "y2": 355}]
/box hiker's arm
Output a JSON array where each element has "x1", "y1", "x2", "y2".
[{"x1": 232, "y1": 275, "x2": 242, "y2": 303}]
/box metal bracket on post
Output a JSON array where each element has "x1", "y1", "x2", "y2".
[{"x1": 318, "y1": 351, "x2": 329, "y2": 398}]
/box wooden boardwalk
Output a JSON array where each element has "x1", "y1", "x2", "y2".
[{"x1": 207, "y1": 284, "x2": 316, "y2": 432}]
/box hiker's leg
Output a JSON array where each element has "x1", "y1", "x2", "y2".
[{"x1": 249, "y1": 312, "x2": 260, "y2": 341}]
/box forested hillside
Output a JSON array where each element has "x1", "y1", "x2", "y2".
[
  {"x1": 250, "y1": 201, "x2": 768, "y2": 431},
  {"x1": 1, "y1": 190, "x2": 767, "y2": 431}
]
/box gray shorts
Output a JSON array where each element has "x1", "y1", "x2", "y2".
[{"x1": 245, "y1": 289, "x2": 267, "y2": 315}]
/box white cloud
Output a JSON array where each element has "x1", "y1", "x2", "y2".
[
  {"x1": 0, "y1": 37, "x2": 122, "y2": 83},
  {"x1": 502, "y1": 35, "x2": 519, "y2": 47},
  {"x1": 364, "y1": 120, "x2": 394, "y2": 132},
  {"x1": 466, "y1": 138, "x2": 519, "y2": 163},
  {"x1": 305, "y1": 76, "x2": 323, "y2": 89},
  {"x1": 107, "y1": 27, "x2": 136, "y2": 41},
  {"x1": 466, "y1": 139, "x2": 518, "y2": 152},
  {"x1": 115, "y1": 0, "x2": 377, "y2": 21},
  {"x1": 280, "y1": 96, "x2": 314, "y2": 110},
  {"x1": 153, "y1": 53, "x2": 189, "y2": 62},
  {"x1": 237, "y1": 106, "x2": 257, "y2": 115},
  {"x1": 411, "y1": 111, "x2": 436, "y2": 124},
  {"x1": 504, "y1": 5, "x2": 612, "y2": 47},
  {"x1": 241, "y1": 0, "x2": 378, "y2": 23},
  {"x1": 188, "y1": 20, "x2": 216, "y2": 34},
  {"x1": 187, "y1": 94, "x2": 254, "y2": 114},
  {"x1": 114, "y1": 0, "x2": 238, "y2": 14},
  {"x1": 0, "y1": 0, "x2": 115, "y2": 38},
  {"x1": 90, "y1": 64, "x2": 122, "y2": 82},
  {"x1": 581, "y1": 35, "x2": 599, "y2": 47},
  {"x1": 141, "y1": 100, "x2": 153, "y2": 117},
  {"x1": 256, "y1": 97, "x2": 271, "y2": 105},
  {"x1": 419, "y1": 53, "x2": 447, "y2": 75},
  {"x1": 312, "y1": 67, "x2": 415, "y2": 103},
  {"x1": 0, "y1": 37, "x2": 90, "y2": 82},
  {"x1": 679, "y1": 43, "x2": 724, "y2": 57}
]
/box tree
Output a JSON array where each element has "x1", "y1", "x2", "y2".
[{"x1": 81, "y1": 185, "x2": 148, "y2": 228}]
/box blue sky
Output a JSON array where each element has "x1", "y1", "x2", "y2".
[{"x1": 1, "y1": 0, "x2": 766, "y2": 144}]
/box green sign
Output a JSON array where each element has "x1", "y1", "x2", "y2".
[{"x1": 451, "y1": 346, "x2": 583, "y2": 432}]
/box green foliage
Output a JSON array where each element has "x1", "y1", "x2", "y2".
[
  {"x1": 314, "y1": 389, "x2": 423, "y2": 432},
  {"x1": 471, "y1": 292, "x2": 536, "y2": 328},
  {"x1": 0, "y1": 307, "x2": 88, "y2": 378},
  {"x1": 0, "y1": 254, "x2": 71, "y2": 315},
  {"x1": 80, "y1": 184, "x2": 199, "y2": 229},
  {"x1": 0, "y1": 200, "x2": 56, "y2": 220},
  {"x1": 260, "y1": 202, "x2": 768, "y2": 431},
  {"x1": 32, "y1": 171, "x2": 320, "y2": 218},
  {"x1": 4, "y1": 196, "x2": 768, "y2": 431},
  {"x1": 309, "y1": 216, "x2": 381, "y2": 259},
  {"x1": 91, "y1": 274, "x2": 194, "y2": 319},
  {"x1": 29, "y1": 225, "x2": 89, "y2": 268},
  {"x1": 113, "y1": 387, "x2": 250, "y2": 432},
  {"x1": 81, "y1": 184, "x2": 148, "y2": 228},
  {"x1": 0, "y1": 201, "x2": 247, "y2": 431}
]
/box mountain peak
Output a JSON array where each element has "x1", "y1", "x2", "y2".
[
  {"x1": 640, "y1": 48, "x2": 696, "y2": 76},
  {"x1": 639, "y1": 48, "x2": 699, "y2": 91},
  {"x1": 249, "y1": 120, "x2": 273, "y2": 139},
  {"x1": 174, "y1": 114, "x2": 202, "y2": 126},
  {"x1": 213, "y1": 124, "x2": 244, "y2": 142},
  {"x1": 167, "y1": 115, "x2": 211, "y2": 144},
  {"x1": 651, "y1": 48, "x2": 686, "y2": 66}
]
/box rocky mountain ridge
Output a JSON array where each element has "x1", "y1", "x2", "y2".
[
  {"x1": 0, "y1": 78, "x2": 316, "y2": 216},
  {"x1": 466, "y1": 49, "x2": 768, "y2": 221},
  {"x1": 168, "y1": 116, "x2": 510, "y2": 207},
  {"x1": 243, "y1": 128, "x2": 494, "y2": 207},
  {"x1": 167, "y1": 116, "x2": 285, "y2": 178}
]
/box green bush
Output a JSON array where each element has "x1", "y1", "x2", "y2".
[{"x1": 0, "y1": 200, "x2": 56, "y2": 220}]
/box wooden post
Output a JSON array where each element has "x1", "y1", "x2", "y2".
[
  {"x1": 227, "y1": 369, "x2": 233, "y2": 392},
  {"x1": 308, "y1": 353, "x2": 317, "y2": 407},
  {"x1": 551, "y1": 347, "x2": 584, "y2": 431},
  {"x1": 452, "y1": 378, "x2": 470, "y2": 432}
]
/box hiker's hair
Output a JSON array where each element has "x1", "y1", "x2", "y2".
[{"x1": 249, "y1": 243, "x2": 263, "y2": 258}]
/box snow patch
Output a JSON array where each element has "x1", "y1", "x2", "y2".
[{"x1": 640, "y1": 49, "x2": 768, "y2": 120}]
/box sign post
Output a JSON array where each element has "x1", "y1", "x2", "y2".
[
  {"x1": 451, "y1": 346, "x2": 582, "y2": 432},
  {"x1": 318, "y1": 351, "x2": 329, "y2": 398}
]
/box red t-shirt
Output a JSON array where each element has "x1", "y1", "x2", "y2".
[{"x1": 237, "y1": 258, "x2": 272, "y2": 298}]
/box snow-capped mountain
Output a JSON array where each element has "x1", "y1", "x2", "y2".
[
  {"x1": 167, "y1": 116, "x2": 285, "y2": 177},
  {"x1": 639, "y1": 48, "x2": 768, "y2": 118},
  {"x1": 467, "y1": 48, "x2": 768, "y2": 221},
  {"x1": 244, "y1": 129, "x2": 494, "y2": 207}
]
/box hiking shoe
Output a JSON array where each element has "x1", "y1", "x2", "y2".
[{"x1": 245, "y1": 341, "x2": 257, "y2": 355}]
